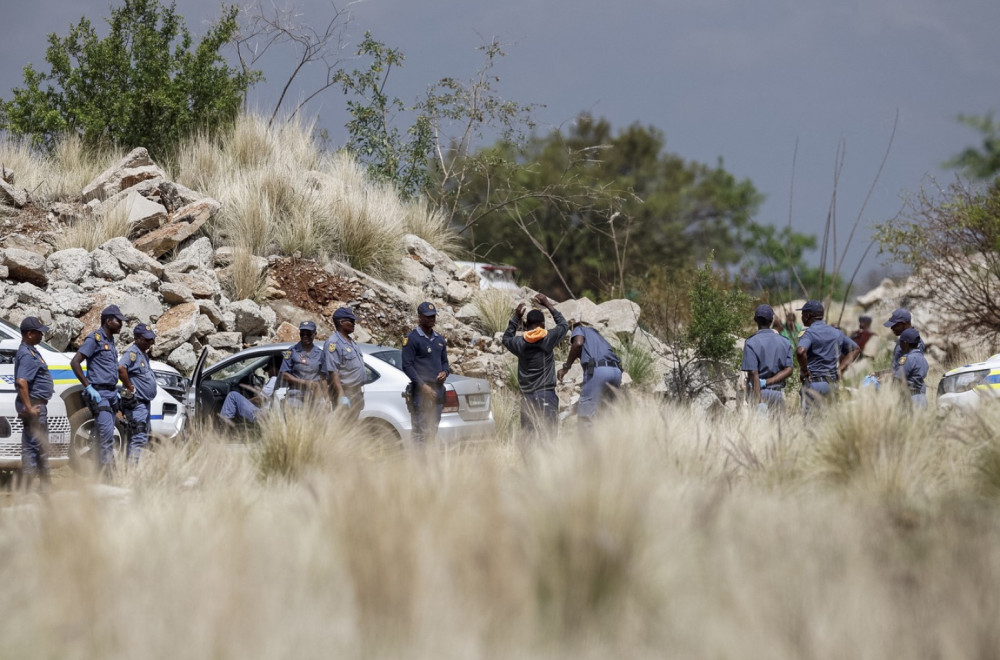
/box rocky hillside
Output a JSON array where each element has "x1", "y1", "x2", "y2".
[{"x1": 1, "y1": 147, "x2": 959, "y2": 411}]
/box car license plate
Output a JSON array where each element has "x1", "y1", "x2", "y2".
[
  {"x1": 48, "y1": 431, "x2": 69, "y2": 445},
  {"x1": 467, "y1": 393, "x2": 486, "y2": 407}
]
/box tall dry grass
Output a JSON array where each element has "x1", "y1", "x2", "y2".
[
  {"x1": 55, "y1": 198, "x2": 131, "y2": 251},
  {"x1": 0, "y1": 133, "x2": 125, "y2": 203},
  {"x1": 4, "y1": 390, "x2": 1000, "y2": 658},
  {"x1": 172, "y1": 113, "x2": 454, "y2": 276}
]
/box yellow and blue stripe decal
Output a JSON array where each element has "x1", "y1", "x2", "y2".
[{"x1": 974, "y1": 370, "x2": 1000, "y2": 393}]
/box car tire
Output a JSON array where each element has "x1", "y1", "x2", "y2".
[
  {"x1": 68, "y1": 408, "x2": 126, "y2": 472},
  {"x1": 361, "y1": 418, "x2": 403, "y2": 452}
]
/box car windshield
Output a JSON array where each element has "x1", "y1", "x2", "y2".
[{"x1": 210, "y1": 354, "x2": 273, "y2": 381}]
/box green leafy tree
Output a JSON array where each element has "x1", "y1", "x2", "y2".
[
  {"x1": 687, "y1": 258, "x2": 753, "y2": 367},
  {"x1": 946, "y1": 113, "x2": 1000, "y2": 181},
  {"x1": 740, "y1": 223, "x2": 846, "y2": 301},
  {"x1": 334, "y1": 32, "x2": 434, "y2": 198},
  {"x1": 449, "y1": 114, "x2": 764, "y2": 300},
  {"x1": 1, "y1": 0, "x2": 256, "y2": 159}
]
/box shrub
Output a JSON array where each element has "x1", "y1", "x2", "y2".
[
  {"x1": 56, "y1": 199, "x2": 131, "y2": 251},
  {"x1": 1, "y1": 0, "x2": 257, "y2": 159},
  {"x1": 613, "y1": 333, "x2": 656, "y2": 387}
]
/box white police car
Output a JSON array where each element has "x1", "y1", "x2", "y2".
[
  {"x1": 937, "y1": 353, "x2": 1000, "y2": 409},
  {"x1": 0, "y1": 318, "x2": 187, "y2": 469}
]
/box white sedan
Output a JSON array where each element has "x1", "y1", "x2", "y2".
[{"x1": 187, "y1": 342, "x2": 495, "y2": 443}]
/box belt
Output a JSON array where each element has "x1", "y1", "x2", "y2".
[{"x1": 808, "y1": 375, "x2": 838, "y2": 382}]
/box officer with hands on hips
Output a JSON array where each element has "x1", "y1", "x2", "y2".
[
  {"x1": 892, "y1": 327, "x2": 929, "y2": 409},
  {"x1": 324, "y1": 306, "x2": 367, "y2": 421},
  {"x1": 117, "y1": 323, "x2": 158, "y2": 462},
  {"x1": 279, "y1": 320, "x2": 327, "y2": 405},
  {"x1": 71, "y1": 304, "x2": 126, "y2": 473},
  {"x1": 14, "y1": 316, "x2": 54, "y2": 491},
  {"x1": 795, "y1": 300, "x2": 860, "y2": 413},
  {"x1": 401, "y1": 301, "x2": 450, "y2": 444},
  {"x1": 742, "y1": 304, "x2": 794, "y2": 413}
]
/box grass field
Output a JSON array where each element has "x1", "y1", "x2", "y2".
[{"x1": 3, "y1": 390, "x2": 1000, "y2": 659}]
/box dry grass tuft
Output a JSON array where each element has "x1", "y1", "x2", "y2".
[
  {"x1": 473, "y1": 288, "x2": 515, "y2": 335},
  {"x1": 55, "y1": 199, "x2": 131, "y2": 251}
]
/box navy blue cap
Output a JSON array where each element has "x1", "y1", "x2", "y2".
[
  {"x1": 332, "y1": 307, "x2": 357, "y2": 321},
  {"x1": 417, "y1": 301, "x2": 438, "y2": 316},
  {"x1": 20, "y1": 316, "x2": 49, "y2": 334},
  {"x1": 899, "y1": 327, "x2": 921, "y2": 345},
  {"x1": 299, "y1": 320, "x2": 317, "y2": 332},
  {"x1": 133, "y1": 323, "x2": 156, "y2": 340},
  {"x1": 754, "y1": 304, "x2": 774, "y2": 322},
  {"x1": 797, "y1": 300, "x2": 824, "y2": 314},
  {"x1": 884, "y1": 308, "x2": 911, "y2": 327},
  {"x1": 101, "y1": 304, "x2": 125, "y2": 320}
]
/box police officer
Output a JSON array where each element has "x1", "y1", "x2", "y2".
[
  {"x1": 401, "y1": 302, "x2": 450, "y2": 444},
  {"x1": 884, "y1": 308, "x2": 924, "y2": 365},
  {"x1": 893, "y1": 327, "x2": 929, "y2": 409},
  {"x1": 741, "y1": 304, "x2": 794, "y2": 413},
  {"x1": 71, "y1": 304, "x2": 125, "y2": 473},
  {"x1": 117, "y1": 323, "x2": 158, "y2": 462},
  {"x1": 219, "y1": 360, "x2": 278, "y2": 424},
  {"x1": 557, "y1": 316, "x2": 621, "y2": 429},
  {"x1": 324, "y1": 307, "x2": 366, "y2": 422},
  {"x1": 502, "y1": 293, "x2": 569, "y2": 437},
  {"x1": 279, "y1": 321, "x2": 327, "y2": 405},
  {"x1": 14, "y1": 317, "x2": 53, "y2": 491},
  {"x1": 795, "y1": 300, "x2": 860, "y2": 413}
]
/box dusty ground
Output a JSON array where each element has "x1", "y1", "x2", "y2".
[{"x1": 268, "y1": 257, "x2": 413, "y2": 343}]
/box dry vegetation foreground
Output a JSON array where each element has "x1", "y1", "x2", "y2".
[{"x1": 3, "y1": 392, "x2": 1000, "y2": 659}]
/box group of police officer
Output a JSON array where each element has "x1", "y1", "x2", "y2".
[{"x1": 742, "y1": 300, "x2": 929, "y2": 412}]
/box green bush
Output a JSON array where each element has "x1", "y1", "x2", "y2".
[{"x1": 1, "y1": 0, "x2": 257, "y2": 159}]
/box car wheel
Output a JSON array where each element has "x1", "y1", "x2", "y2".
[
  {"x1": 361, "y1": 418, "x2": 403, "y2": 453},
  {"x1": 68, "y1": 408, "x2": 126, "y2": 472}
]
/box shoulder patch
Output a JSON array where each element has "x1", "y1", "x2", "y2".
[
  {"x1": 130, "y1": 352, "x2": 137, "y2": 362},
  {"x1": 797, "y1": 329, "x2": 805, "y2": 338},
  {"x1": 329, "y1": 343, "x2": 336, "y2": 352},
  {"x1": 95, "y1": 333, "x2": 102, "y2": 341},
  {"x1": 898, "y1": 356, "x2": 907, "y2": 365},
  {"x1": 402, "y1": 337, "x2": 408, "y2": 347},
  {"x1": 283, "y1": 350, "x2": 292, "y2": 360}
]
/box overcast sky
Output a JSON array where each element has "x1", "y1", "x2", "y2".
[{"x1": 2, "y1": 0, "x2": 999, "y2": 283}]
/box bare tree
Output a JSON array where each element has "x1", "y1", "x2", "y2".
[{"x1": 234, "y1": 1, "x2": 354, "y2": 126}]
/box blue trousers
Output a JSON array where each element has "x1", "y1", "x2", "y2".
[
  {"x1": 94, "y1": 388, "x2": 119, "y2": 468},
  {"x1": 578, "y1": 366, "x2": 622, "y2": 420},
  {"x1": 410, "y1": 386, "x2": 443, "y2": 444},
  {"x1": 125, "y1": 400, "x2": 151, "y2": 461},
  {"x1": 801, "y1": 381, "x2": 834, "y2": 415},
  {"x1": 760, "y1": 388, "x2": 786, "y2": 411},
  {"x1": 220, "y1": 391, "x2": 261, "y2": 422},
  {"x1": 14, "y1": 400, "x2": 49, "y2": 477},
  {"x1": 521, "y1": 389, "x2": 559, "y2": 437},
  {"x1": 911, "y1": 393, "x2": 928, "y2": 409}
]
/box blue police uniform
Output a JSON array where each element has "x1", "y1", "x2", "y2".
[
  {"x1": 894, "y1": 349, "x2": 929, "y2": 409},
  {"x1": 221, "y1": 377, "x2": 277, "y2": 422},
  {"x1": 742, "y1": 329, "x2": 794, "y2": 410},
  {"x1": 323, "y1": 332, "x2": 367, "y2": 417},
  {"x1": 14, "y1": 342, "x2": 54, "y2": 477},
  {"x1": 78, "y1": 326, "x2": 121, "y2": 466},
  {"x1": 892, "y1": 336, "x2": 925, "y2": 366},
  {"x1": 401, "y1": 326, "x2": 450, "y2": 443},
  {"x1": 797, "y1": 321, "x2": 858, "y2": 412},
  {"x1": 571, "y1": 325, "x2": 622, "y2": 420},
  {"x1": 119, "y1": 343, "x2": 157, "y2": 460},
  {"x1": 280, "y1": 342, "x2": 325, "y2": 406}
]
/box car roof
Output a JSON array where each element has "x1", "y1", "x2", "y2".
[{"x1": 945, "y1": 353, "x2": 1000, "y2": 376}]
